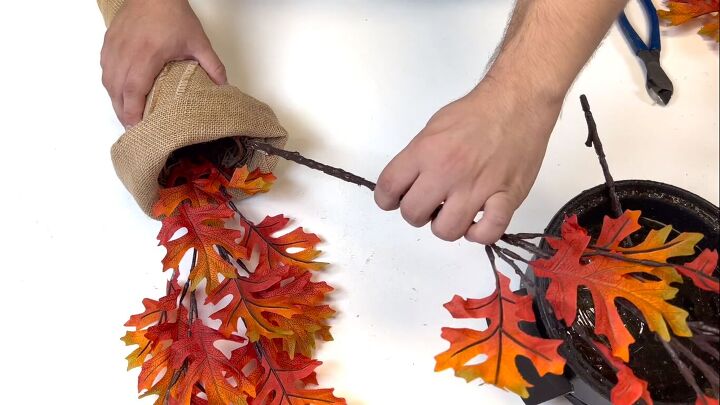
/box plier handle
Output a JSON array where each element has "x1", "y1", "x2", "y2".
[{"x1": 618, "y1": 0, "x2": 674, "y2": 105}]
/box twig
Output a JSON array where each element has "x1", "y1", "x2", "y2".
[
  {"x1": 492, "y1": 244, "x2": 531, "y2": 264},
  {"x1": 689, "y1": 322, "x2": 720, "y2": 361},
  {"x1": 512, "y1": 233, "x2": 548, "y2": 240},
  {"x1": 670, "y1": 339, "x2": 720, "y2": 396},
  {"x1": 501, "y1": 234, "x2": 552, "y2": 259},
  {"x1": 581, "y1": 94, "x2": 622, "y2": 218},
  {"x1": 618, "y1": 304, "x2": 713, "y2": 402},
  {"x1": 660, "y1": 339, "x2": 708, "y2": 403},
  {"x1": 690, "y1": 322, "x2": 720, "y2": 336},
  {"x1": 241, "y1": 137, "x2": 377, "y2": 191},
  {"x1": 490, "y1": 244, "x2": 535, "y2": 289}
]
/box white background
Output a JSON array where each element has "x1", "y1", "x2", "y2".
[{"x1": 0, "y1": 1, "x2": 717, "y2": 404}]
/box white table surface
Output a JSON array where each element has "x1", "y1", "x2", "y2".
[{"x1": 0, "y1": 1, "x2": 717, "y2": 404}]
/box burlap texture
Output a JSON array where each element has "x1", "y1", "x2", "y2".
[{"x1": 98, "y1": 0, "x2": 288, "y2": 216}]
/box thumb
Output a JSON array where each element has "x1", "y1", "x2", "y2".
[{"x1": 193, "y1": 40, "x2": 227, "y2": 85}]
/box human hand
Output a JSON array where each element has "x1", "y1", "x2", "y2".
[
  {"x1": 100, "y1": 0, "x2": 227, "y2": 127},
  {"x1": 374, "y1": 78, "x2": 562, "y2": 244}
]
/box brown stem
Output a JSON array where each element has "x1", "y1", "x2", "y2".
[
  {"x1": 241, "y1": 137, "x2": 377, "y2": 191},
  {"x1": 581, "y1": 94, "x2": 623, "y2": 218},
  {"x1": 501, "y1": 234, "x2": 552, "y2": 259},
  {"x1": 490, "y1": 244, "x2": 535, "y2": 289},
  {"x1": 619, "y1": 303, "x2": 711, "y2": 402},
  {"x1": 189, "y1": 291, "x2": 198, "y2": 325},
  {"x1": 670, "y1": 339, "x2": 720, "y2": 396},
  {"x1": 512, "y1": 233, "x2": 548, "y2": 240},
  {"x1": 163, "y1": 365, "x2": 186, "y2": 405},
  {"x1": 660, "y1": 339, "x2": 708, "y2": 403},
  {"x1": 690, "y1": 322, "x2": 720, "y2": 336}
]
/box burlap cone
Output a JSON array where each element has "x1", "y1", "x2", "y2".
[{"x1": 98, "y1": 0, "x2": 288, "y2": 217}]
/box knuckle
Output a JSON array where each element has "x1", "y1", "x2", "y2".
[
  {"x1": 373, "y1": 191, "x2": 396, "y2": 211},
  {"x1": 123, "y1": 75, "x2": 141, "y2": 93},
  {"x1": 431, "y1": 222, "x2": 461, "y2": 242},
  {"x1": 376, "y1": 174, "x2": 397, "y2": 195},
  {"x1": 466, "y1": 228, "x2": 498, "y2": 245},
  {"x1": 213, "y1": 63, "x2": 226, "y2": 74},
  {"x1": 484, "y1": 212, "x2": 511, "y2": 228},
  {"x1": 122, "y1": 111, "x2": 140, "y2": 126},
  {"x1": 400, "y1": 205, "x2": 426, "y2": 228}
]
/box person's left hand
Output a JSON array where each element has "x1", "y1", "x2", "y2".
[{"x1": 374, "y1": 78, "x2": 562, "y2": 244}]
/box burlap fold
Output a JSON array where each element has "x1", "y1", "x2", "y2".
[{"x1": 98, "y1": 0, "x2": 288, "y2": 216}]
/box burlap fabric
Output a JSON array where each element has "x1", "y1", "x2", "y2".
[{"x1": 98, "y1": 0, "x2": 288, "y2": 217}]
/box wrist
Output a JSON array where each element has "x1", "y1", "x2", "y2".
[{"x1": 482, "y1": 56, "x2": 569, "y2": 108}]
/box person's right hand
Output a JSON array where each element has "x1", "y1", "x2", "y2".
[{"x1": 100, "y1": 0, "x2": 227, "y2": 127}]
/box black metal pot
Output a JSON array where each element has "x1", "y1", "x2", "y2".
[{"x1": 529, "y1": 180, "x2": 719, "y2": 405}]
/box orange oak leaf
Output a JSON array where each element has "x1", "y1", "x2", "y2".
[
  {"x1": 265, "y1": 308, "x2": 335, "y2": 359},
  {"x1": 123, "y1": 281, "x2": 183, "y2": 372},
  {"x1": 207, "y1": 264, "x2": 334, "y2": 358},
  {"x1": 259, "y1": 272, "x2": 335, "y2": 357},
  {"x1": 659, "y1": 0, "x2": 720, "y2": 41},
  {"x1": 252, "y1": 339, "x2": 346, "y2": 405},
  {"x1": 167, "y1": 321, "x2": 253, "y2": 405},
  {"x1": 136, "y1": 335, "x2": 182, "y2": 403},
  {"x1": 595, "y1": 342, "x2": 653, "y2": 405},
  {"x1": 434, "y1": 272, "x2": 566, "y2": 398},
  {"x1": 241, "y1": 215, "x2": 325, "y2": 272},
  {"x1": 226, "y1": 166, "x2": 277, "y2": 196},
  {"x1": 206, "y1": 267, "x2": 301, "y2": 342},
  {"x1": 595, "y1": 210, "x2": 704, "y2": 284},
  {"x1": 530, "y1": 212, "x2": 692, "y2": 361},
  {"x1": 158, "y1": 204, "x2": 246, "y2": 292},
  {"x1": 125, "y1": 281, "x2": 181, "y2": 331},
  {"x1": 133, "y1": 306, "x2": 189, "y2": 402},
  {"x1": 121, "y1": 330, "x2": 154, "y2": 371},
  {"x1": 153, "y1": 164, "x2": 276, "y2": 218},
  {"x1": 676, "y1": 249, "x2": 720, "y2": 292}
]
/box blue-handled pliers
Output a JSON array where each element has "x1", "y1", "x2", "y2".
[{"x1": 618, "y1": 0, "x2": 674, "y2": 105}]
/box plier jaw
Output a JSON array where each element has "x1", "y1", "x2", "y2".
[
  {"x1": 637, "y1": 49, "x2": 674, "y2": 105},
  {"x1": 618, "y1": 0, "x2": 674, "y2": 106}
]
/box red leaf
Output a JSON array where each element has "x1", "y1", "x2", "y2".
[
  {"x1": 125, "y1": 280, "x2": 181, "y2": 330},
  {"x1": 207, "y1": 264, "x2": 335, "y2": 358},
  {"x1": 676, "y1": 249, "x2": 720, "y2": 292},
  {"x1": 434, "y1": 272, "x2": 566, "y2": 398},
  {"x1": 241, "y1": 215, "x2": 325, "y2": 272},
  {"x1": 206, "y1": 267, "x2": 301, "y2": 342},
  {"x1": 168, "y1": 321, "x2": 251, "y2": 405},
  {"x1": 136, "y1": 306, "x2": 189, "y2": 400},
  {"x1": 153, "y1": 164, "x2": 276, "y2": 218},
  {"x1": 158, "y1": 204, "x2": 246, "y2": 292},
  {"x1": 595, "y1": 343, "x2": 653, "y2": 405},
  {"x1": 530, "y1": 212, "x2": 692, "y2": 361},
  {"x1": 252, "y1": 339, "x2": 346, "y2": 405}
]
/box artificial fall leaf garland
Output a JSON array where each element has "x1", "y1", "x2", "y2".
[
  {"x1": 123, "y1": 160, "x2": 344, "y2": 404},
  {"x1": 659, "y1": 0, "x2": 720, "y2": 42},
  {"x1": 122, "y1": 96, "x2": 719, "y2": 404}
]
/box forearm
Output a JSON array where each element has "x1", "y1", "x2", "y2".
[{"x1": 485, "y1": 0, "x2": 629, "y2": 102}]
